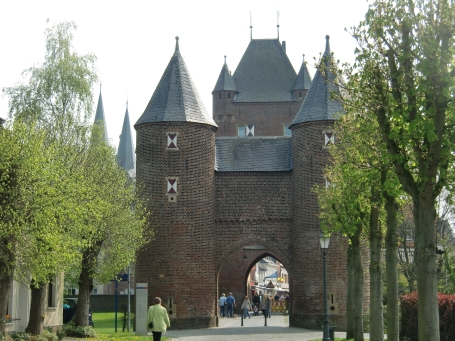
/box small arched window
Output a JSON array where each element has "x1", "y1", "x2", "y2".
[
  {"x1": 299, "y1": 91, "x2": 302, "y2": 98},
  {"x1": 228, "y1": 93, "x2": 231, "y2": 99},
  {"x1": 219, "y1": 93, "x2": 222, "y2": 99}
]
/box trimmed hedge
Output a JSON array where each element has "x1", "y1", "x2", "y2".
[{"x1": 400, "y1": 292, "x2": 455, "y2": 341}]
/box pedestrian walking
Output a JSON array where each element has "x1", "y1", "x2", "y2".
[
  {"x1": 241, "y1": 296, "x2": 252, "y2": 319},
  {"x1": 226, "y1": 292, "x2": 236, "y2": 318},
  {"x1": 261, "y1": 294, "x2": 271, "y2": 319},
  {"x1": 146, "y1": 297, "x2": 170, "y2": 341},
  {"x1": 219, "y1": 293, "x2": 227, "y2": 318}
]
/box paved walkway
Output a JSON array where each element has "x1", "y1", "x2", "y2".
[{"x1": 164, "y1": 314, "x2": 349, "y2": 341}]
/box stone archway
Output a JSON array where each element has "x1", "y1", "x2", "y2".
[{"x1": 216, "y1": 236, "x2": 291, "y2": 322}]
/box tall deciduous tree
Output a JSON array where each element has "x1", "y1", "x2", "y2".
[
  {"x1": 72, "y1": 126, "x2": 150, "y2": 327},
  {"x1": 350, "y1": 1, "x2": 455, "y2": 339}
]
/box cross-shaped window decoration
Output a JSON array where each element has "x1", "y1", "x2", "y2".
[
  {"x1": 246, "y1": 124, "x2": 254, "y2": 136},
  {"x1": 166, "y1": 132, "x2": 178, "y2": 150},
  {"x1": 167, "y1": 179, "x2": 177, "y2": 194},
  {"x1": 324, "y1": 131, "x2": 334, "y2": 147}
]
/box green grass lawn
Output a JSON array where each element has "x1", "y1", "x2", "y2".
[{"x1": 92, "y1": 312, "x2": 170, "y2": 341}]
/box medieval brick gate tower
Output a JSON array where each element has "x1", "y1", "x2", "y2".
[{"x1": 135, "y1": 35, "x2": 350, "y2": 330}]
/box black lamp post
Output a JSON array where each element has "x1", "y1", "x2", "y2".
[{"x1": 319, "y1": 233, "x2": 331, "y2": 341}]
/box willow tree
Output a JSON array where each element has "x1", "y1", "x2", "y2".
[
  {"x1": 2, "y1": 20, "x2": 97, "y2": 334},
  {"x1": 351, "y1": 1, "x2": 455, "y2": 339}
]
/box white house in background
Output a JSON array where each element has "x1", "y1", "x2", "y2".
[{"x1": 6, "y1": 275, "x2": 64, "y2": 334}]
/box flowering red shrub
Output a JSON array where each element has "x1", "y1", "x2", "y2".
[{"x1": 400, "y1": 292, "x2": 455, "y2": 341}]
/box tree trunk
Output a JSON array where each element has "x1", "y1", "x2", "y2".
[
  {"x1": 75, "y1": 249, "x2": 94, "y2": 327},
  {"x1": 384, "y1": 193, "x2": 399, "y2": 341},
  {"x1": 0, "y1": 265, "x2": 13, "y2": 337},
  {"x1": 369, "y1": 196, "x2": 383, "y2": 341},
  {"x1": 414, "y1": 198, "x2": 439, "y2": 341},
  {"x1": 346, "y1": 240, "x2": 355, "y2": 339},
  {"x1": 26, "y1": 281, "x2": 48, "y2": 335},
  {"x1": 352, "y1": 226, "x2": 364, "y2": 341}
]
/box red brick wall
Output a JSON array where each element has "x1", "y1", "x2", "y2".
[
  {"x1": 135, "y1": 122, "x2": 217, "y2": 329},
  {"x1": 212, "y1": 92, "x2": 303, "y2": 137},
  {"x1": 290, "y1": 121, "x2": 349, "y2": 329}
]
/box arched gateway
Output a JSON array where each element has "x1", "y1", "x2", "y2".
[{"x1": 134, "y1": 35, "x2": 351, "y2": 330}]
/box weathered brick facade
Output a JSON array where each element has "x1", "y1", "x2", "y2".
[{"x1": 134, "y1": 35, "x2": 366, "y2": 331}]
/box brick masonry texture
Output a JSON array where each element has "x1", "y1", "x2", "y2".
[
  {"x1": 135, "y1": 122, "x2": 217, "y2": 329},
  {"x1": 212, "y1": 92, "x2": 303, "y2": 137},
  {"x1": 135, "y1": 108, "x2": 367, "y2": 331}
]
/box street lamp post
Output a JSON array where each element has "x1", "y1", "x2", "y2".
[{"x1": 319, "y1": 233, "x2": 331, "y2": 341}]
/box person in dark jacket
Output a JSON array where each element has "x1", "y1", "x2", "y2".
[{"x1": 225, "y1": 292, "x2": 236, "y2": 318}]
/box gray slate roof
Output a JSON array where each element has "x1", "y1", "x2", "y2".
[
  {"x1": 233, "y1": 39, "x2": 297, "y2": 102},
  {"x1": 290, "y1": 36, "x2": 344, "y2": 126},
  {"x1": 117, "y1": 103, "x2": 135, "y2": 176},
  {"x1": 135, "y1": 37, "x2": 217, "y2": 128},
  {"x1": 212, "y1": 56, "x2": 237, "y2": 93},
  {"x1": 94, "y1": 89, "x2": 109, "y2": 144},
  {"x1": 292, "y1": 55, "x2": 312, "y2": 90},
  {"x1": 215, "y1": 137, "x2": 292, "y2": 172}
]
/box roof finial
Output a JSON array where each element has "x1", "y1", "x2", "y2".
[
  {"x1": 277, "y1": 11, "x2": 280, "y2": 40},
  {"x1": 250, "y1": 12, "x2": 253, "y2": 41},
  {"x1": 175, "y1": 36, "x2": 180, "y2": 52},
  {"x1": 126, "y1": 91, "x2": 128, "y2": 109},
  {"x1": 224, "y1": 55, "x2": 227, "y2": 65},
  {"x1": 302, "y1": 54, "x2": 305, "y2": 63},
  {"x1": 100, "y1": 82, "x2": 102, "y2": 93},
  {"x1": 325, "y1": 35, "x2": 330, "y2": 53}
]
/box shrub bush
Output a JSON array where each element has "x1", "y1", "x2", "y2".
[
  {"x1": 400, "y1": 292, "x2": 455, "y2": 341},
  {"x1": 62, "y1": 322, "x2": 97, "y2": 338}
]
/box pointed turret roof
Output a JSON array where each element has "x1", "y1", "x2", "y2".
[
  {"x1": 233, "y1": 39, "x2": 297, "y2": 102},
  {"x1": 135, "y1": 37, "x2": 217, "y2": 128},
  {"x1": 94, "y1": 87, "x2": 109, "y2": 144},
  {"x1": 117, "y1": 101, "x2": 135, "y2": 177},
  {"x1": 290, "y1": 36, "x2": 344, "y2": 126},
  {"x1": 292, "y1": 54, "x2": 312, "y2": 91},
  {"x1": 212, "y1": 56, "x2": 237, "y2": 93}
]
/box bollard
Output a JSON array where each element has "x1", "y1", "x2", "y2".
[
  {"x1": 241, "y1": 312, "x2": 244, "y2": 326},
  {"x1": 329, "y1": 326, "x2": 337, "y2": 341}
]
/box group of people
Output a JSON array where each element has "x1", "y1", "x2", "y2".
[{"x1": 219, "y1": 292, "x2": 284, "y2": 319}]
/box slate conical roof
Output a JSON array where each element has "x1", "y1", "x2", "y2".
[
  {"x1": 292, "y1": 54, "x2": 312, "y2": 90},
  {"x1": 94, "y1": 88, "x2": 109, "y2": 144},
  {"x1": 290, "y1": 36, "x2": 344, "y2": 126},
  {"x1": 135, "y1": 37, "x2": 217, "y2": 128},
  {"x1": 212, "y1": 56, "x2": 237, "y2": 93},
  {"x1": 233, "y1": 39, "x2": 297, "y2": 102},
  {"x1": 117, "y1": 102, "x2": 135, "y2": 177}
]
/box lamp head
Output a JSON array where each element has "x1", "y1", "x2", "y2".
[{"x1": 319, "y1": 233, "x2": 331, "y2": 253}]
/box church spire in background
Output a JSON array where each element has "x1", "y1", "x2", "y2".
[
  {"x1": 93, "y1": 84, "x2": 109, "y2": 144},
  {"x1": 117, "y1": 100, "x2": 135, "y2": 178}
]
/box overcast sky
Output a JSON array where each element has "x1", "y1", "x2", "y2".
[{"x1": 0, "y1": 0, "x2": 370, "y2": 149}]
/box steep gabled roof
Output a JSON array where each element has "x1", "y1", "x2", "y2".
[
  {"x1": 135, "y1": 37, "x2": 217, "y2": 128},
  {"x1": 292, "y1": 54, "x2": 312, "y2": 91},
  {"x1": 290, "y1": 36, "x2": 344, "y2": 126},
  {"x1": 212, "y1": 56, "x2": 237, "y2": 93},
  {"x1": 94, "y1": 88, "x2": 109, "y2": 144},
  {"x1": 233, "y1": 39, "x2": 297, "y2": 102},
  {"x1": 215, "y1": 137, "x2": 292, "y2": 171},
  {"x1": 117, "y1": 102, "x2": 135, "y2": 177}
]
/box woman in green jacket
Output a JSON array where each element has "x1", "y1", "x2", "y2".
[{"x1": 146, "y1": 297, "x2": 170, "y2": 341}]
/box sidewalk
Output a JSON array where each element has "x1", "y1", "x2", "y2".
[{"x1": 164, "y1": 314, "x2": 348, "y2": 341}]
